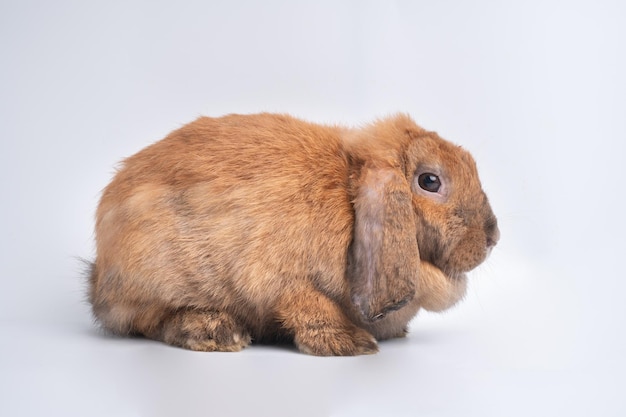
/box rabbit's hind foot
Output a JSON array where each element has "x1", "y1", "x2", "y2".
[{"x1": 157, "y1": 308, "x2": 251, "y2": 352}]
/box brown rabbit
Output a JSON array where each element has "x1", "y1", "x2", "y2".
[{"x1": 88, "y1": 113, "x2": 499, "y2": 355}]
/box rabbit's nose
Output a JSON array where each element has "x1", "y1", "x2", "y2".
[
  {"x1": 486, "y1": 232, "x2": 498, "y2": 249},
  {"x1": 485, "y1": 218, "x2": 500, "y2": 248}
]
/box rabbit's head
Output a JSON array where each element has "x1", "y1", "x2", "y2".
[
  {"x1": 346, "y1": 115, "x2": 499, "y2": 322},
  {"x1": 405, "y1": 128, "x2": 499, "y2": 275}
]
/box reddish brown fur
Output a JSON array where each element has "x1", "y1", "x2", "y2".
[{"x1": 89, "y1": 113, "x2": 499, "y2": 355}]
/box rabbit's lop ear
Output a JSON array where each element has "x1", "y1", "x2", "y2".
[{"x1": 348, "y1": 164, "x2": 418, "y2": 322}]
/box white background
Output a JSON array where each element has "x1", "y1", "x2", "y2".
[{"x1": 1, "y1": 1, "x2": 625, "y2": 416}]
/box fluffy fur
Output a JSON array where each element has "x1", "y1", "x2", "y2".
[{"x1": 88, "y1": 113, "x2": 499, "y2": 355}]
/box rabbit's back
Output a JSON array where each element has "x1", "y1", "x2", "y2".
[{"x1": 91, "y1": 114, "x2": 355, "y2": 337}]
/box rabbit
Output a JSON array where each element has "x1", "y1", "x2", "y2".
[{"x1": 87, "y1": 113, "x2": 499, "y2": 356}]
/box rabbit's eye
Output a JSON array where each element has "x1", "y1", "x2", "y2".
[{"x1": 418, "y1": 173, "x2": 441, "y2": 193}]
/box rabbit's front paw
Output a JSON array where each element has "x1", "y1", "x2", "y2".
[
  {"x1": 276, "y1": 286, "x2": 379, "y2": 356},
  {"x1": 294, "y1": 324, "x2": 378, "y2": 356}
]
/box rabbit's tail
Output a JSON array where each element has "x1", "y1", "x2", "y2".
[{"x1": 80, "y1": 259, "x2": 113, "y2": 333}]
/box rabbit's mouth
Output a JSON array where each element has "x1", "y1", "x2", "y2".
[
  {"x1": 446, "y1": 270, "x2": 467, "y2": 281},
  {"x1": 438, "y1": 267, "x2": 468, "y2": 288}
]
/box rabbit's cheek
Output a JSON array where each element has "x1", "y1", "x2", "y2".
[{"x1": 447, "y1": 229, "x2": 490, "y2": 272}]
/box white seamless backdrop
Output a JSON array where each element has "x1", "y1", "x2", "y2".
[{"x1": 1, "y1": 1, "x2": 624, "y2": 416}]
